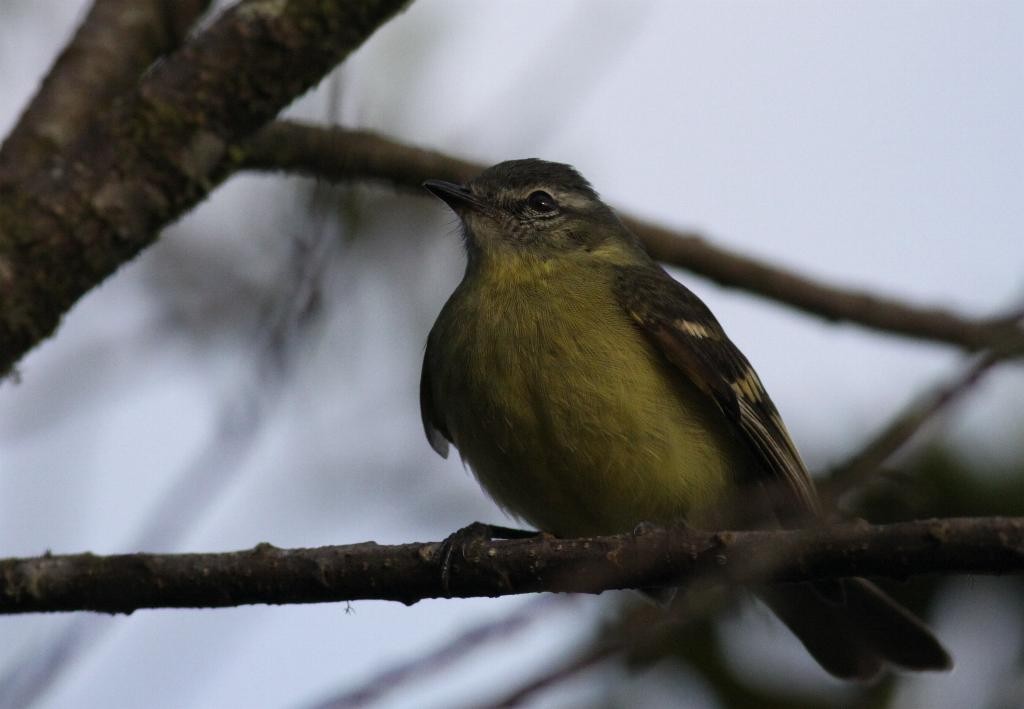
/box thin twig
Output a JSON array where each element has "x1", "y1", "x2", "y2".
[
  {"x1": 485, "y1": 638, "x2": 623, "y2": 709},
  {"x1": 823, "y1": 352, "x2": 1004, "y2": 500},
  {"x1": 0, "y1": 185, "x2": 341, "y2": 709},
  {"x1": 480, "y1": 589, "x2": 728, "y2": 708},
  {"x1": 311, "y1": 596, "x2": 570, "y2": 709}
]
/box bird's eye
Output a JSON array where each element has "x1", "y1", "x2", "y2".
[{"x1": 526, "y1": 190, "x2": 558, "y2": 214}]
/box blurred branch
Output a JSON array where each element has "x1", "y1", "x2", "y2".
[
  {"x1": 484, "y1": 590, "x2": 897, "y2": 709},
  {"x1": 636, "y1": 225, "x2": 1023, "y2": 354},
  {"x1": 0, "y1": 0, "x2": 212, "y2": 184},
  {"x1": 823, "y1": 352, "x2": 1002, "y2": 501},
  {"x1": 481, "y1": 598, "x2": 730, "y2": 709},
  {"x1": 0, "y1": 192, "x2": 341, "y2": 709},
  {"x1": 241, "y1": 121, "x2": 1024, "y2": 354},
  {"x1": 0, "y1": 0, "x2": 411, "y2": 377},
  {"x1": 486, "y1": 636, "x2": 622, "y2": 709},
  {"x1": 4, "y1": 30, "x2": 1021, "y2": 379},
  {"x1": 310, "y1": 596, "x2": 569, "y2": 709},
  {"x1": 243, "y1": 121, "x2": 482, "y2": 186},
  {"x1": 1, "y1": 517, "x2": 1021, "y2": 615}
]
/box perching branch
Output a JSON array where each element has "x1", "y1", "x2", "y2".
[
  {"x1": 241, "y1": 121, "x2": 1024, "y2": 354},
  {"x1": 1, "y1": 517, "x2": 1021, "y2": 615},
  {"x1": 0, "y1": 0, "x2": 411, "y2": 377}
]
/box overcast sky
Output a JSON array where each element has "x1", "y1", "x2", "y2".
[{"x1": 1, "y1": 1, "x2": 1022, "y2": 708}]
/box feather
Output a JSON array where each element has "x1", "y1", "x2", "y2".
[{"x1": 614, "y1": 263, "x2": 820, "y2": 520}]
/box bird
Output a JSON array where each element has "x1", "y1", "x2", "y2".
[{"x1": 418, "y1": 158, "x2": 951, "y2": 679}]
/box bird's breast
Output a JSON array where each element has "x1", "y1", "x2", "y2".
[{"x1": 430, "y1": 265, "x2": 740, "y2": 536}]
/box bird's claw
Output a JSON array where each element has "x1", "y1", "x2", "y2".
[{"x1": 438, "y1": 522, "x2": 538, "y2": 595}]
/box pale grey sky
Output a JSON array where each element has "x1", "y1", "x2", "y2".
[{"x1": 1, "y1": 2, "x2": 1022, "y2": 707}]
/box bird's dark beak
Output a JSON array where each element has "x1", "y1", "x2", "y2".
[{"x1": 422, "y1": 179, "x2": 483, "y2": 213}]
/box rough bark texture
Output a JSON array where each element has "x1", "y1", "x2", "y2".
[
  {"x1": 1, "y1": 517, "x2": 1021, "y2": 615},
  {"x1": 0, "y1": 0, "x2": 211, "y2": 183},
  {"x1": 0, "y1": 0, "x2": 410, "y2": 376}
]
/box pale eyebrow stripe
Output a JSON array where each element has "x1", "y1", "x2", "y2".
[{"x1": 551, "y1": 191, "x2": 592, "y2": 210}]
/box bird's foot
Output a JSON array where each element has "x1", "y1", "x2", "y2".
[
  {"x1": 632, "y1": 519, "x2": 695, "y2": 536},
  {"x1": 631, "y1": 520, "x2": 664, "y2": 536},
  {"x1": 437, "y1": 522, "x2": 540, "y2": 595}
]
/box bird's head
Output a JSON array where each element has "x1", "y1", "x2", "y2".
[{"x1": 423, "y1": 159, "x2": 641, "y2": 266}]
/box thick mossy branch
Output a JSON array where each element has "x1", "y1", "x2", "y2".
[
  {"x1": 0, "y1": 0, "x2": 411, "y2": 376},
  {"x1": 1, "y1": 517, "x2": 1021, "y2": 615},
  {"x1": 0, "y1": 0, "x2": 212, "y2": 183}
]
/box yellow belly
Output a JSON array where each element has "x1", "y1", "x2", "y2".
[{"x1": 430, "y1": 260, "x2": 747, "y2": 537}]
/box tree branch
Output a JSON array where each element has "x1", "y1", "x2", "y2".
[
  {"x1": 0, "y1": 0, "x2": 212, "y2": 184},
  {"x1": 634, "y1": 223, "x2": 1022, "y2": 354},
  {"x1": 311, "y1": 596, "x2": 568, "y2": 709},
  {"x1": 487, "y1": 636, "x2": 623, "y2": 709},
  {"x1": 0, "y1": 0, "x2": 411, "y2": 377},
  {"x1": 1, "y1": 517, "x2": 1020, "y2": 615},
  {"x1": 240, "y1": 121, "x2": 1024, "y2": 354},
  {"x1": 2, "y1": 6, "x2": 1019, "y2": 377},
  {"x1": 823, "y1": 352, "x2": 1001, "y2": 500}
]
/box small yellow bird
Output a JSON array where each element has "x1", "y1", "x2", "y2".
[{"x1": 420, "y1": 159, "x2": 951, "y2": 679}]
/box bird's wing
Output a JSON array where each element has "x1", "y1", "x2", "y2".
[
  {"x1": 614, "y1": 263, "x2": 820, "y2": 518},
  {"x1": 420, "y1": 338, "x2": 451, "y2": 458}
]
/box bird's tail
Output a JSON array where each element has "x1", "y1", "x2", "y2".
[{"x1": 758, "y1": 578, "x2": 952, "y2": 680}]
